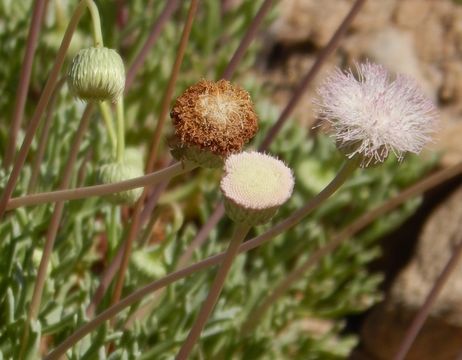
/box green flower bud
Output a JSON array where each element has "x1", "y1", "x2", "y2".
[
  {"x1": 98, "y1": 162, "x2": 143, "y2": 204},
  {"x1": 68, "y1": 47, "x2": 125, "y2": 103}
]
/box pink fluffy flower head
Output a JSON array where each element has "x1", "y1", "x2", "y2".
[{"x1": 315, "y1": 62, "x2": 438, "y2": 167}]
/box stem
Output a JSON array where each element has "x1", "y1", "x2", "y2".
[
  {"x1": 259, "y1": 0, "x2": 366, "y2": 151},
  {"x1": 125, "y1": 0, "x2": 180, "y2": 90},
  {"x1": 221, "y1": 0, "x2": 273, "y2": 80},
  {"x1": 108, "y1": 206, "x2": 120, "y2": 256},
  {"x1": 176, "y1": 224, "x2": 250, "y2": 360},
  {"x1": 84, "y1": 0, "x2": 104, "y2": 47},
  {"x1": 5, "y1": 0, "x2": 47, "y2": 168},
  {"x1": 7, "y1": 161, "x2": 198, "y2": 210},
  {"x1": 19, "y1": 104, "x2": 93, "y2": 360},
  {"x1": 0, "y1": 0, "x2": 87, "y2": 219},
  {"x1": 145, "y1": 0, "x2": 199, "y2": 172},
  {"x1": 48, "y1": 162, "x2": 462, "y2": 358},
  {"x1": 27, "y1": 77, "x2": 66, "y2": 193},
  {"x1": 116, "y1": 100, "x2": 125, "y2": 162},
  {"x1": 46, "y1": 160, "x2": 356, "y2": 358},
  {"x1": 393, "y1": 231, "x2": 462, "y2": 360},
  {"x1": 98, "y1": 102, "x2": 117, "y2": 154}
]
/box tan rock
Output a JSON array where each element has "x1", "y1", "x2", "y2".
[{"x1": 359, "y1": 186, "x2": 462, "y2": 360}]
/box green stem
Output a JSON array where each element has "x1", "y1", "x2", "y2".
[
  {"x1": 7, "y1": 161, "x2": 198, "y2": 210},
  {"x1": 85, "y1": 0, "x2": 104, "y2": 47},
  {"x1": 98, "y1": 102, "x2": 117, "y2": 155},
  {"x1": 116, "y1": 100, "x2": 125, "y2": 162},
  {"x1": 175, "y1": 223, "x2": 250, "y2": 360}
]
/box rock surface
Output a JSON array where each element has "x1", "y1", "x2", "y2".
[{"x1": 354, "y1": 185, "x2": 462, "y2": 360}]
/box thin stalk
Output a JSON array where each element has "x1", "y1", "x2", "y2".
[
  {"x1": 241, "y1": 162, "x2": 462, "y2": 335},
  {"x1": 176, "y1": 224, "x2": 251, "y2": 360},
  {"x1": 177, "y1": 0, "x2": 366, "y2": 267},
  {"x1": 125, "y1": 0, "x2": 180, "y2": 90},
  {"x1": 7, "y1": 161, "x2": 198, "y2": 210},
  {"x1": 5, "y1": 0, "x2": 47, "y2": 168},
  {"x1": 109, "y1": 0, "x2": 199, "y2": 313},
  {"x1": 221, "y1": 0, "x2": 273, "y2": 80},
  {"x1": 27, "y1": 77, "x2": 66, "y2": 193},
  {"x1": 48, "y1": 162, "x2": 462, "y2": 358},
  {"x1": 46, "y1": 160, "x2": 357, "y2": 358},
  {"x1": 0, "y1": 0, "x2": 87, "y2": 219},
  {"x1": 98, "y1": 102, "x2": 117, "y2": 154},
  {"x1": 116, "y1": 100, "x2": 125, "y2": 162},
  {"x1": 393, "y1": 230, "x2": 462, "y2": 360},
  {"x1": 145, "y1": 0, "x2": 199, "y2": 172},
  {"x1": 19, "y1": 104, "x2": 94, "y2": 359},
  {"x1": 84, "y1": 0, "x2": 104, "y2": 47}
]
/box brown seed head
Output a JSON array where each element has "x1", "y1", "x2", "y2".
[{"x1": 170, "y1": 79, "x2": 258, "y2": 156}]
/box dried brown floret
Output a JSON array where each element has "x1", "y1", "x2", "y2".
[{"x1": 170, "y1": 79, "x2": 258, "y2": 157}]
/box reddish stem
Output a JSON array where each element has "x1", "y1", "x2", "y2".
[
  {"x1": 5, "y1": 0, "x2": 47, "y2": 168},
  {"x1": 125, "y1": 0, "x2": 180, "y2": 90}
]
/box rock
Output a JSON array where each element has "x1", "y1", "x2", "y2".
[
  {"x1": 392, "y1": 0, "x2": 432, "y2": 29},
  {"x1": 270, "y1": 0, "x2": 351, "y2": 46},
  {"x1": 358, "y1": 186, "x2": 462, "y2": 360},
  {"x1": 432, "y1": 113, "x2": 462, "y2": 167},
  {"x1": 271, "y1": 0, "x2": 398, "y2": 46}
]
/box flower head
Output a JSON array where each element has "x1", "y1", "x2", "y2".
[
  {"x1": 315, "y1": 62, "x2": 438, "y2": 167},
  {"x1": 170, "y1": 80, "x2": 258, "y2": 167},
  {"x1": 220, "y1": 151, "x2": 294, "y2": 226},
  {"x1": 68, "y1": 47, "x2": 125, "y2": 103}
]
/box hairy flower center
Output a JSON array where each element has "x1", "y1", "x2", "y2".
[{"x1": 197, "y1": 93, "x2": 240, "y2": 127}]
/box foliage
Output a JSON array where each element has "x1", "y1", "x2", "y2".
[{"x1": 0, "y1": 0, "x2": 436, "y2": 359}]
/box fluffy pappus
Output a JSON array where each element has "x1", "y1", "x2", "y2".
[{"x1": 315, "y1": 62, "x2": 438, "y2": 167}]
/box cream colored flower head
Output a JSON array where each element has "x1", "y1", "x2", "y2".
[
  {"x1": 220, "y1": 151, "x2": 294, "y2": 226},
  {"x1": 315, "y1": 62, "x2": 438, "y2": 167}
]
